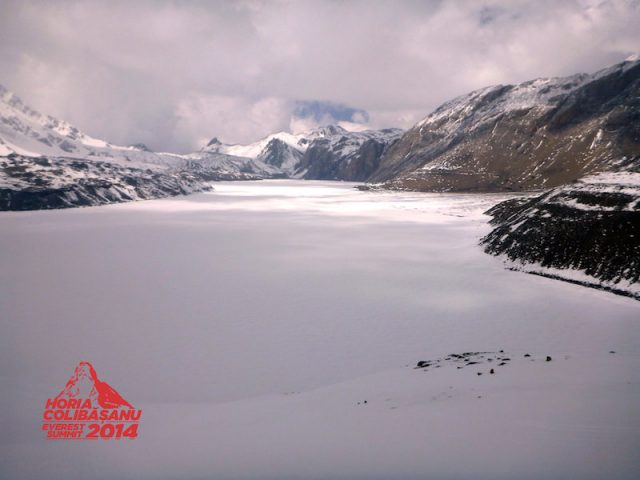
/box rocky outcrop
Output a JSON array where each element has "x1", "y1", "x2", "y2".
[
  {"x1": 0, "y1": 83, "x2": 280, "y2": 210},
  {"x1": 0, "y1": 154, "x2": 212, "y2": 210},
  {"x1": 296, "y1": 127, "x2": 402, "y2": 181},
  {"x1": 481, "y1": 172, "x2": 640, "y2": 299},
  {"x1": 201, "y1": 125, "x2": 402, "y2": 181},
  {"x1": 257, "y1": 138, "x2": 303, "y2": 171}
]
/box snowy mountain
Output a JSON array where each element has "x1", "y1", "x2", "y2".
[
  {"x1": 0, "y1": 83, "x2": 173, "y2": 164},
  {"x1": 257, "y1": 137, "x2": 304, "y2": 172},
  {"x1": 0, "y1": 82, "x2": 403, "y2": 210},
  {"x1": 481, "y1": 171, "x2": 640, "y2": 299},
  {"x1": 203, "y1": 131, "x2": 311, "y2": 160},
  {"x1": 3, "y1": 58, "x2": 638, "y2": 211},
  {"x1": 371, "y1": 59, "x2": 640, "y2": 192},
  {"x1": 0, "y1": 85, "x2": 285, "y2": 210},
  {"x1": 204, "y1": 125, "x2": 403, "y2": 181},
  {"x1": 201, "y1": 134, "x2": 306, "y2": 178},
  {"x1": 295, "y1": 126, "x2": 403, "y2": 181}
]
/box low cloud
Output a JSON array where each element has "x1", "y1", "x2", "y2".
[
  {"x1": 289, "y1": 100, "x2": 370, "y2": 135},
  {"x1": 174, "y1": 94, "x2": 292, "y2": 150},
  {"x1": 0, "y1": 0, "x2": 639, "y2": 152}
]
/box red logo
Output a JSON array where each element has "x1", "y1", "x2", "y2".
[{"x1": 42, "y1": 362, "x2": 142, "y2": 440}]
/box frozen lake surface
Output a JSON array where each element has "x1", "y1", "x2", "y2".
[{"x1": 1, "y1": 180, "x2": 639, "y2": 479}]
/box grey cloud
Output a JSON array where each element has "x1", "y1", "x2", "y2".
[{"x1": 0, "y1": 0, "x2": 639, "y2": 152}]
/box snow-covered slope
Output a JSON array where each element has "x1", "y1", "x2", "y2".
[
  {"x1": 371, "y1": 59, "x2": 640, "y2": 191},
  {"x1": 203, "y1": 131, "x2": 312, "y2": 160},
  {"x1": 0, "y1": 82, "x2": 403, "y2": 210},
  {"x1": 481, "y1": 171, "x2": 640, "y2": 299},
  {"x1": 0, "y1": 84, "x2": 176, "y2": 165},
  {"x1": 256, "y1": 137, "x2": 304, "y2": 172},
  {"x1": 0, "y1": 84, "x2": 284, "y2": 210},
  {"x1": 295, "y1": 126, "x2": 403, "y2": 181},
  {"x1": 203, "y1": 125, "x2": 403, "y2": 181},
  {"x1": 0, "y1": 154, "x2": 211, "y2": 210}
]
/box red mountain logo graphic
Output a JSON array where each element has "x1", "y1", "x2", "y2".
[
  {"x1": 55, "y1": 361, "x2": 133, "y2": 409},
  {"x1": 42, "y1": 362, "x2": 141, "y2": 440}
]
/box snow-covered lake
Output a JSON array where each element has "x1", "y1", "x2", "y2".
[{"x1": 1, "y1": 180, "x2": 639, "y2": 479}]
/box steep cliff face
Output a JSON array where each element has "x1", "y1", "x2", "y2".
[
  {"x1": 296, "y1": 127, "x2": 402, "y2": 181},
  {"x1": 257, "y1": 138, "x2": 304, "y2": 172},
  {"x1": 481, "y1": 171, "x2": 640, "y2": 299},
  {"x1": 371, "y1": 60, "x2": 640, "y2": 192},
  {"x1": 204, "y1": 125, "x2": 402, "y2": 181}
]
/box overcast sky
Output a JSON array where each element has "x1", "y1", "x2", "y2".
[{"x1": 1, "y1": 0, "x2": 639, "y2": 152}]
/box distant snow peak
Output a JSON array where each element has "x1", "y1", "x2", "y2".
[
  {"x1": 0, "y1": 85, "x2": 261, "y2": 209},
  {"x1": 0, "y1": 82, "x2": 403, "y2": 210},
  {"x1": 198, "y1": 123, "x2": 403, "y2": 180}
]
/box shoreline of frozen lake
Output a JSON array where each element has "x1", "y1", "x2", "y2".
[{"x1": 1, "y1": 180, "x2": 638, "y2": 479}]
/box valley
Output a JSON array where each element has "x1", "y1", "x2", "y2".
[{"x1": 1, "y1": 181, "x2": 638, "y2": 479}]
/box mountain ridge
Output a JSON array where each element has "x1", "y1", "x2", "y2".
[
  {"x1": 369, "y1": 59, "x2": 640, "y2": 191},
  {"x1": 201, "y1": 125, "x2": 403, "y2": 180},
  {"x1": 2, "y1": 58, "x2": 639, "y2": 210}
]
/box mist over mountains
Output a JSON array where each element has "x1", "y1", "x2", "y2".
[{"x1": 1, "y1": 58, "x2": 639, "y2": 211}]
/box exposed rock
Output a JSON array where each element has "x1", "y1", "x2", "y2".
[
  {"x1": 295, "y1": 127, "x2": 402, "y2": 181},
  {"x1": 481, "y1": 172, "x2": 640, "y2": 299},
  {"x1": 199, "y1": 125, "x2": 402, "y2": 181},
  {"x1": 0, "y1": 155, "x2": 211, "y2": 211},
  {"x1": 257, "y1": 138, "x2": 303, "y2": 170},
  {"x1": 369, "y1": 60, "x2": 640, "y2": 192},
  {"x1": 0, "y1": 83, "x2": 278, "y2": 210}
]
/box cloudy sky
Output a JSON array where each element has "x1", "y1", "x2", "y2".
[{"x1": 1, "y1": 0, "x2": 639, "y2": 152}]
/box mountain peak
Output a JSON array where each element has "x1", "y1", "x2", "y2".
[{"x1": 313, "y1": 124, "x2": 347, "y2": 136}]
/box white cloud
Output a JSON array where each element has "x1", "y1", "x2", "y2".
[
  {"x1": 175, "y1": 94, "x2": 292, "y2": 148},
  {"x1": 0, "y1": 0, "x2": 638, "y2": 151}
]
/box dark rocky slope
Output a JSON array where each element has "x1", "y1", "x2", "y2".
[
  {"x1": 296, "y1": 127, "x2": 402, "y2": 181},
  {"x1": 481, "y1": 172, "x2": 640, "y2": 299},
  {"x1": 199, "y1": 126, "x2": 402, "y2": 182},
  {"x1": 0, "y1": 155, "x2": 212, "y2": 211},
  {"x1": 370, "y1": 59, "x2": 640, "y2": 192},
  {"x1": 257, "y1": 138, "x2": 304, "y2": 171},
  {"x1": 0, "y1": 83, "x2": 277, "y2": 210}
]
